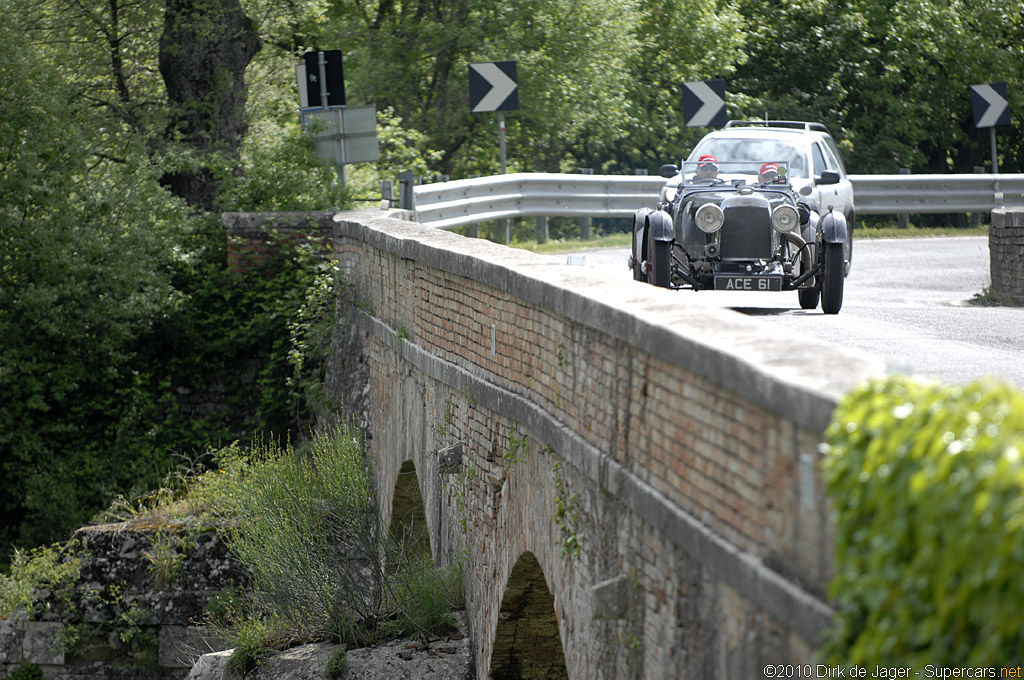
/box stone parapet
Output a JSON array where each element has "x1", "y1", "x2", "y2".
[
  {"x1": 326, "y1": 210, "x2": 886, "y2": 678},
  {"x1": 990, "y1": 208, "x2": 1024, "y2": 305}
]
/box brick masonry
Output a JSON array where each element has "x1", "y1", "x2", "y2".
[
  {"x1": 318, "y1": 209, "x2": 889, "y2": 679},
  {"x1": 990, "y1": 208, "x2": 1024, "y2": 305}
]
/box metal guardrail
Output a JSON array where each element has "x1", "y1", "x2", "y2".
[
  {"x1": 850, "y1": 174, "x2": 1024, "y2": 214},
  {"x1": 411, "y1": 172, "x2": 1024, "y2": 229}
]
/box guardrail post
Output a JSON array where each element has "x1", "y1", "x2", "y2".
[
  {"x1": 380, "y1": 180, "x2": 393, "y2": 210},
  {"x1": 578, "y1": 168, "x2": 593, "y2": 240},
  {"x1": 898, "y1": 168, "x2": 910, "y2": 228},
  {"x1": 499, "y1": 219, "x2": 510, "y2": 244},
  {"x1": 398, "y1": 170, "x2": 415, "y2": 211},
  {"x1": 972, "y1": 166, "x2": 985, "y2": 228},
  {"x1": 466, "y1": 224, "x2": 479, "y2": 238},
  {"x1": 537, "y1": 216, "x2": 549, "y2": 244}
]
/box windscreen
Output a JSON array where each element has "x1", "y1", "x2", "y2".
[{"x1": 687, "y1": 138, "x2": 809, "y2": 178}]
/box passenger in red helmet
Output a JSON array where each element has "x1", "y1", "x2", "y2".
[{"x1": 758, "y1": 162, "x2": 780, "y2": 184}]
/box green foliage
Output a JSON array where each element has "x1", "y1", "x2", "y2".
[
  {"x1": 822, "y1": 375, "x2": 1024, "y2": 667},
  {"x1": 552, "y1": 461, "x2": 582, "y2": 560},
  {"x1": 0, "y1": 544, "x2": 82, "y2": 619},
  {"x1": 141, "y1": 532, "x2": 192, "y2": 586},
  {"x1": 326, "y1": 646, "x2": 348, "y2": 678},
  {"x1": 8, "y1": 664, "x2": 45, "y2": 680},
  {"x1": 198, "y1": 427, "x2": 464, "y2": 666}
]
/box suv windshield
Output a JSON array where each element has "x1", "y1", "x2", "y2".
[{"x1": 688, "y1": 138, "x2": 809, "y2": 178}]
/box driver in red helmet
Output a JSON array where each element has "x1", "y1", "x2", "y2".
[{"x1": 694, "y1": 154, "x2": 719, "y2": 181}]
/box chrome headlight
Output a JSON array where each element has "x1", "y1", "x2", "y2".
[
  {"x1": 771, "y1": 204, "x2": 799, "y2": 232},
  {"x1": 695, "y1": 203, "x2": 724, "y2": 233}
]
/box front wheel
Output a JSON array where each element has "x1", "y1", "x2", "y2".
[
  {"x1": 797, "y1": 246, "x2": 819, "y2": 309},
  {"x1": 821, "y1": 242, "x2": 845, "y2": 314},
  {"x1": 651, "y1": 239, "x2": 672, "y2": 288}
]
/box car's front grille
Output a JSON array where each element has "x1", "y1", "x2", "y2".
[{"x1": 719, "y1": 197, "x2": 772, "y2": 260}]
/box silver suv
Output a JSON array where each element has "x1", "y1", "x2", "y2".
[{"x1": 677, "y1": 120, "x2": 856, "y2": 273}]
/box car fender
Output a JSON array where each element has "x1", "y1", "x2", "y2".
[
  {"x1": 647, "y1": 209, "x2": 674, "y2": 242},
  {"x1": 820, "y1": 210, "x2": 847, "y2": 245}
]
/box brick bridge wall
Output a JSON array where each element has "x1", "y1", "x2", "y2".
[
  {"x1": 991, "y1": 208, "x2": 1024, "y2": 305},
  {"x1": 327, "y1": 210, "x2": 884, "y2": 678}
]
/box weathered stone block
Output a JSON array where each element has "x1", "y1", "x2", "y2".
[
  {"x1": 0, "y1": 616, "x2": 25, "y2": 664},
  {"x1": 159, "y1": 625, "x2": 227, "y2": 669},
  {"x1": 591, "y1": 575, "x2": 631, "y2": 620},
  {"x1": 22, "y1": 621, "x2": 64, "y2": 666}
]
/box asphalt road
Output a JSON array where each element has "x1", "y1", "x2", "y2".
[{"x1": 565, "y1": 236, "x2": 1024, "y2": 389}]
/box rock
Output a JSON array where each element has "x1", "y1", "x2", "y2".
[{"x1": 184, "y1": 613, "x2": 473, "y2": 680}]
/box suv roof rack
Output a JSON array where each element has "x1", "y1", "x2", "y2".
[{"x1": 724, "y1": 120, "x2": 831, "y2": 133}]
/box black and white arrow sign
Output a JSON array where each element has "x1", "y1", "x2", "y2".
[
  {"x1": 469, "y1": 61, "x2": 519, "y2": 113},
  {"x1": 970, "y1": 82, "x2": 1010, "y2": 128},
  {"x1": 682, "y1": 79, "x2": 726, "y2": 128}
]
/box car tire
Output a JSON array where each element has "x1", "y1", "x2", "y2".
[
  {"x1": 651, "y1": 239, "x2": 671, "y2": 288},
  {"x1": 821, "y1": 242, "x2": 844, "y2": 314},
  {"x1": 798, "y1": 285, "x2": 819, "y2": 310},
  {"x1": 797, "y1": 248, "x2": 819, "y2": 309}
]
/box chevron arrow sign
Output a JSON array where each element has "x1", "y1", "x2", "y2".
[
  {"x1": 970, "y1": 82, "x2": 1011, "y2": 128},
  {"x1": 469, "y1": 61, "x2": 519, "y2": 113},
  {"x1": 682, "y1": 79, "x2": 726, "y2": 128}
]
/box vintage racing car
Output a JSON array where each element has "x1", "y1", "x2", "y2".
[{"x1": 628, "y1": 155, "x2": 849, "y2": 313}]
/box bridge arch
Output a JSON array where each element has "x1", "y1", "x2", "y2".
[
  {"x1": 489, "y1": 551, "x2": 568, "y2": 679},
  {"x1": 388, "y1": 459, "x2": 431, "y2": 558}
]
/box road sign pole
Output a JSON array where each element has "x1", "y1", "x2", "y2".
[
  {"x1": 334, "y1": 107, "x2": 346, "y2": 187},
  {"x1": 498, "y1": 111, "x2": 507, "y2": 174},
  {"x1": 317, "y1": 52, "x2": 330, "y2": 109},
  {"x1": 990, "y1": 127, "x2": 999, "y2": 174}
]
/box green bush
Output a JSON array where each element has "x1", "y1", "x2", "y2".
[
  {"x1": 0, "y1": 543, "x2": 81, "y2": 619},
  {"x1": 211, "y1": 426, "x2": 463, "y2": 660},
  {"x1": 822, "y1": 375, "x2": 1024, "y2": 667}
]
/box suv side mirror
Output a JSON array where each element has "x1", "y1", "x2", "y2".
[
  {"x1": 817, "y1": 171, "x2": 841, "y2": 186},
  {"x1": 660, "y1": 164, "x2": 679, "y2": 179}
]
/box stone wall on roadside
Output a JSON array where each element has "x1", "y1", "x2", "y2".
[
  {"x1": 990, "y1": 208, "x2": 1024, "y2": 305},
  {"x1": 0, "y1": 523, "x2": 241, "y2": 680}
]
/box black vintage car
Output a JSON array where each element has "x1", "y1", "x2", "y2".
[{"x1": 628, "y1": 159, "x2": 849, "y2": 314}]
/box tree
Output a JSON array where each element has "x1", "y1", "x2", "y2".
[
  {"x1": 0, "y1": 6, "x2": 190, "y2": 556},
  {"x1": 160, "y1": 0, "x2": 263, "y2": 210}
]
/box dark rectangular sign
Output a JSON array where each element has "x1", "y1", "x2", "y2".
[{"x1": 303, "y1": 50, "x2": 345, "y2": 108}]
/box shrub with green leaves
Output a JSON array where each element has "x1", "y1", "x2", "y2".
[
  {"x1": 0, "y1": 544, "x2": 81, "y2": 619},
  {"x1": 210, "y1": 426, "x2": 463, "y2": 661},
  {"x1": 821, "y1": 375, "x2": 1024, "y2": 667}
]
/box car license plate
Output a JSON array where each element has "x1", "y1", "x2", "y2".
[{"x1": 713, "y1": 275, "x2": 783, "y2": 291}]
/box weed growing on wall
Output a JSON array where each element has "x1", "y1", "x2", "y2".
[
  {"x1": 821, "y1": 376, "x2": 1024, "y2": 667},
  {"x1": 205, "y1": 426, "x2": 463, "y2": 666},
  {"x1": 552, "y1": 461, "x2": 582, "y2": 560}
]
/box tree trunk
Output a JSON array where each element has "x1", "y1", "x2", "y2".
[{"x1": 159, "y1": 0, "x2": 261, "y2": 211}]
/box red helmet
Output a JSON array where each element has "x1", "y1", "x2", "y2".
[
  {"x1": 698, "y1": 154, "x2": 719, "y2": 169},
  {"x1": 759, "y1": 162, "x2": 779, "y2": 177}
]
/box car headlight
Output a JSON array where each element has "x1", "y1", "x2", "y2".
[
  {"x1": 771, "y1": 205, "x2": 799, "y2": 232},
  {"x1": 695, "y1": 203, "x2": 724, "y2": 233}
]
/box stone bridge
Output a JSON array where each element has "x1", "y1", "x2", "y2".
[
  {"x1": 230, "y1": 210, "x2": 886, "y2": 678},
  {"x1": 322, "y1": 209, "x2": 889, "y2": 679}
]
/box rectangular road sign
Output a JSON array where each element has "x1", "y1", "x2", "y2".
[
  {"x1": 305, "y1": 104, "x2": 378, "y2": 165},
  {"x1": 970, "y1": 82, "x2": 1010, "y2": 128},
  {"x1": 469, "y1": 61, "x2": 519, "y2": 113},
  {"x1": 299, "y1": 50, "x2": 345, "y2": 108}
]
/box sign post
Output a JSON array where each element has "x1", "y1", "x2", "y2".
[
  {"x1": 295, "y1": 50, "x2": 379, "y2": 190},
  {"x1": 469, "y1": 61, "x2": 519, "y2": 172},
  {"x1": 469, "y1": 60, "x2": 519, "y2": 241},
  {"x1": 970, "y1": 82, "x2": 1011, "y2": 173}
]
